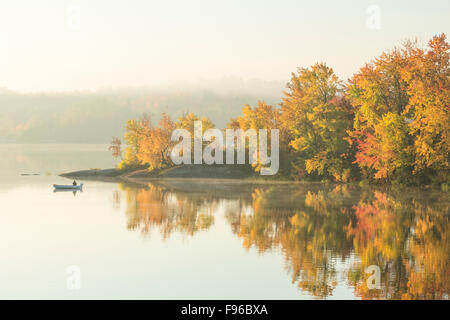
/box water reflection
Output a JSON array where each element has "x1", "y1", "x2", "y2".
[
  {"x1": 120, "y1": 183, "x2": 218, "y2": 238},
  {"x1": 119, "y1": 182, "x2": 449, "y2": 299},
  {"x1": 53, "y1": 189, "x2": 81, "y2": 196}
]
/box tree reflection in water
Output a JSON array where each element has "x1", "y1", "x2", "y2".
[
  {"x1": 119, "y1": 183, "x2": 217, "y2": 238},
  {"x1": 118, "y1": 181, "x2": 449, "y2": 299}
]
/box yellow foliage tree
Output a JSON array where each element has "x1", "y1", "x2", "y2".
[{"x1": 137, "y1": 113, "x2": 177, "y2": 171}]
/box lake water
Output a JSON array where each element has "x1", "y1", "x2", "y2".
[{"x1": 0, "y1": 144, "x2": 448, "y2": 299}]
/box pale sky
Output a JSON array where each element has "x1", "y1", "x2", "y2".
[{"x1": 0, "y1": 0, "x2": 448, "y2": 92}]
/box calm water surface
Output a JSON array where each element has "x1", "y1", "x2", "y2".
[{"x1": 0, "y1": 144, "x2": 448, "y2": 299}]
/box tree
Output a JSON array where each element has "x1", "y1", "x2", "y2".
[
  {"x1": 280, "y1": 63, "x2": 355, "y2": 181},
  {"x1": 176, "y1": 112, "x2": 215, "y2": 135},
  {"x1": 351, "y1": 113, "x2": 413, "y2": 180},
  {"x1": 137, "y1": 113, "x2": 176, "y2": 170},
  {"x1": 349, "y1": 34, "x2": 449, "y2": 183},
  {"x1": 108, "y1": 137, "x2": 122, "y2": 159},
  {"x1": 348, "y1": 45, "x2": 413, "y2": 182},
  {"x1": 228, "y1": 101, "x2": 284, "y2": 173},
  {"x1": 175, "y1": 112, "x2": 215, "y2": 163},
  {"x1": 401, "y1": 34, "x2": 450, "y2": 179},
  {"x1": 118, "y1": 116, "x2": 150, "y2": 170}
]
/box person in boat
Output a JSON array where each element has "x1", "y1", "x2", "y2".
[{"x1": 72, "y1": 180, "x2": 77, "y2": 186}]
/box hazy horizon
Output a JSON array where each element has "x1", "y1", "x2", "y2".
[
  {"x1": 0, "y1": 80, "x2": 284, "y2": 143},
  {"x1": 1, "y1": 0, "x2": 449, "y2": 93},
  {"x1": 0, "y1": 77, "x2": 285, "y2": 95}
]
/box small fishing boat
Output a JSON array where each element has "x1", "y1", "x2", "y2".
[{"x1": 53, "y1": 183, "x2": 83, "y2": 190}]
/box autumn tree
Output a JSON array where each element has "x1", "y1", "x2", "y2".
[
  {"x1": 348, "y1": 45, "x2": 414, "y2": 182},
  {"x1": 174, "y1": 112, "x2": 215, "y2": 163},
  {"x1": 280, "y1": 63, "x2": 355, "y2": 181},
  {"x1": 227, "y1": 101, "x2": 285, "y2": 174},
  {"x1": 176, "y1": 112, "x2": 215, "y2": 136},
  {"x1": 137, "y1": 113, "x2": 177, "y2": 171},
  {"x1": 349, "y1": 34, "x2": 449, "y2": 184},
  {"x1": 401, "y1": 34, "x2": 450, "y2": 180},
  {"x1": 118, "y1": 116, "x2": 150, "y2": 170}
]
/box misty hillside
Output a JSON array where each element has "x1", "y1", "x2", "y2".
[{"x1": 0, "y1": 79, "x2": 284, "y2": 143}]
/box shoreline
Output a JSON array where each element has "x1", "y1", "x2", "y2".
[
  {"x1": 58, "y1": 166, "x2": 449, "y2": 191},
  {"x1": 59, "y1": 166, "x2": 303, "y2": 184}
]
